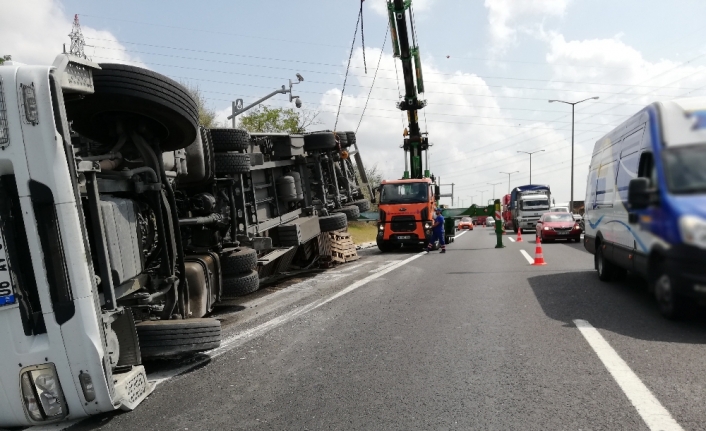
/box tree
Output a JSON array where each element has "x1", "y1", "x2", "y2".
[
  {"x1": 182, "y1": 82, "x2": 217, "y2": 128},
  {"x1": 0, "y1": 55, "x2": 11, "y2": 65},
  {"x1": 239, "y1": 105, "x2": 320, "y2": 134}
]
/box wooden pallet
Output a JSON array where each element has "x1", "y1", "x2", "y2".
[{"x1": 318, "y1": 229, "x2": 359, "y2": 264}]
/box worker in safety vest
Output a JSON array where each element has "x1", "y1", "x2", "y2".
[{"x1": 426, "y1": 208, "x2": 446, "y2": 254}]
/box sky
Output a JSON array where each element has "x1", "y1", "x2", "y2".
[{"x1": 4, "y1": 0, "x2": 706, "y2": 207}]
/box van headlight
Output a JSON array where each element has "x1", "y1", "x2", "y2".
[
  {"x1": 20, "y1": 364, "x2": 67, "y2": 422},
  {"x1": 679, "y1": 215, "x2": 706, "y2": 249}
]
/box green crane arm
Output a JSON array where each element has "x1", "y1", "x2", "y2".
[{"x1": 388, "y1": 0, "x2": 429, "y2": 179}]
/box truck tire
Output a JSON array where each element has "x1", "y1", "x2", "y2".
[
  {"x1": 349, "y1": 199, "x2": 371, "y2": 212},
  {"x1": 304, "y1": 132, "x2": 336, "y2": 151},
  {"x1": 222, "y1": 270, "x2": 260, "y2": 297},
  {"x1": 215, "y1": 152, "x2": 251, "y2": 174},
  {"x1": 319, "y1": 213, "x2": 347, "y2": 232},
  {"x1": 137, "y1": 318, "x2": 221, "y2": 358},
  {"x1": 221, "y1": 248, "x2": 258, "y2": 275},
  {"x1": 376, "y1": 239, "x2": 400, "y2": 253},
  {"x1": 345, "y1": 131, "x2": 356, "y2": 148},
  {"x1": 333, "y1": 205, "x2": 360, "y2": 221},
  {"x1": 209, "y1": 128, "x2": 251, "y2": 152},
  {"x1": 66, "y1": 64, "x2": 198, "y2": 151},
  {"x1": 336, "y1": 132, "x2": 348, "y2": 147}
]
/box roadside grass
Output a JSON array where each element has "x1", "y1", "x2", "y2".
[{"x1": 347, "y1": 221, "x2": 377, "y2": 244}]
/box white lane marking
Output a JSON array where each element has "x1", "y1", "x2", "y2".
[
  {"x1": 574, "y1": 320, "x2": 684, "y2": 431},
  {"x1": 328, "y1": 261, "x2": 371, "y2": 274},
  {"x1": 455, "y1": 230, "x2": 468, "y2": 238},
  {"x1": 508, "y1": 237, "x2": 515, "y2": 242},
  {"x1": 520, "y1": 249, "x2": 534, "y2": 265},
  {"x1": 369, "y1": 260, "x2": 402, "y2": 273},
  {"x1": 149, "y1": 251, "x2": 426, "y2": 386}
]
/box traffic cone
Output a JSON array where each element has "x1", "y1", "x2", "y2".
[
  {"x1": 532, "y1": 236, "x2": 547, "y2": 266},
  {"x1": 517, "y1": 227, "x2": 523, "y2": 242}
]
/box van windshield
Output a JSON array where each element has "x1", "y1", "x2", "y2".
[
  {"x1": 662, "y1": 145, "x2": 706, "y2": 194},
  {"x1": 521, "y1": 199, "x2": 549, "y2": 210},
  {"x1": 379, "y1": 183, "x2": 429, "y2": 204}
]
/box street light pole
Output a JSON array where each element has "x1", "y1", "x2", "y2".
[
  {"x1": 488, "y1": 182, "x2": 501, "y2": 200},
  {"x1": 549, "y1": 96, "x2": 599, "y2": 214},
  {"x1": 227, "y1": 74, "x2": 305, "y2": 127},
  {"x1": 500, "y1": 171, "x2": 519, "y2": 195},
  {"x1": 517, "y1": 150, "x2": 545, "y2": 184},
  {"x1": 477, "y1": 190, "x2": 488, "y2": 206}
]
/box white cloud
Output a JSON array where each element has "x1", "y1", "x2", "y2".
[
  {"x1": 0, "y1": 0, "x2": 141, "y2": 66},
  {"x1": 485, "y1": 0, "x2": 569, "y2": 54},
  {"x1": 370, "y1": 0, "x2": 437, "y2": 16}
]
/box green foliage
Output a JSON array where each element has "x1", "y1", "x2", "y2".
[
  {"x1": 239, "y1": 105, "x2": 319, "y2": 134},
  {"x1": 181, "y1": 82, "x2": 217, "y2": 128}
]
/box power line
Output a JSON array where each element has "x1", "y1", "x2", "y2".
[{"x1": 357, "y1": 26, "x2": 388, "y2": 133}]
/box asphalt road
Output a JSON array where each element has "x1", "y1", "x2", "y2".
[{"x1": 68, "y1": 227, "x2": 706, "y2": 431}]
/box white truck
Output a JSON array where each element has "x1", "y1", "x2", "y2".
[
  {"x1": 510, "y1": 185, "x2": 552, "y2": 233},
  {"x1": 0, "y1": 54, "x2": 366, "y2": 427}
]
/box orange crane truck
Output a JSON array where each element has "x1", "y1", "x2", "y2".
[{"x1": 375, "y1": 0, "x2": 441, "y2": 252}]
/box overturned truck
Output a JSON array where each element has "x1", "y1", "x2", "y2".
[{"x1": 0, "y1": 56, "x2": 370, "y2": 426}]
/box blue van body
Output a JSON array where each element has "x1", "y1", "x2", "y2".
[{"x1": 584, "y1": 99, "x2": 706, "y2": 309}]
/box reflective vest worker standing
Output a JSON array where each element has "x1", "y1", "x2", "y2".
[{"x1": 427, "y1": 208, "x2": 446, "y2": 254}]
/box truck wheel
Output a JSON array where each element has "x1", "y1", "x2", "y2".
[
  {"x1": 137, "y1": 318, "x2": 221, "y2": 359},
  {"x1": 344, "y1": 131, "x2": 356, "y2": 148},
  {"x1": 653, "y1": 264, "x2": 685, "y2": 320},
  {"x1": 376, "y1": 240, "x2": 400, "y2": 252},
  {"x1": 215, "y1": 152, "x2": 251, "y2": 174},
  {"x1": 333, "y1": 205, "x2": 360, "y2": 221},
  {"x1": 222, "y1": 270, "x2": 260, "y2": 297},
  {"x1": 595, "y1": 244, "x2": 615, "y2": 282},
  {"x1": 319, "y1": 213, "x2": 347, "y2": 232},
  {"x1": 221, "y1": 248, "x2": 257, "y2": 275},
  {"x1": 209, "y1": 128, "x2": 251, "y2": 152},
  {"x1": 304, "y1": 132, "x2": 336, "y2": 151},
  {"x1": 349, "y1": 199, "x2": 371, "y2": 212},
  {"x1": 66, "y1": 64, "x2": 198, "y2": 151},
  {"x1": 336, "y1": 132, "x2": 348, "y2": 147}
]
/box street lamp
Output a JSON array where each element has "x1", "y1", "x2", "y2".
[
  {"x1": 517, "y1": 150, "x2": 545, "y2": 184},
  {"x1": 549, "y1": 96, "x2": 599, "y2": 214},
  {"x1": 477, "y1": 190, "x2": 488, "y2": 206},
  {"x1": 227, "y1": 74, "x2": 305, "y2": 127},
  {"x1": 487, "y1": 182, "x2": 502, "y2": 201},
  {"x1": 500, "y1": 171, "x2": 519, "y2": 195},
  {"x1": 469, "y1": 195, "x2": 477, "y2": 206}
]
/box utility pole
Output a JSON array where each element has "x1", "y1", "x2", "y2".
[
  {"x1": 500, "y1": 171, "x2": 519, "y2": 195},
  {"x1": 517, "y1": 150, "x2": 545, "y2": 184},
  {"x1": 469, "y1": 195, "x2": 477, "y2": 206},
  {"x1": 549, "y1": 96, "x2": 599, "y2": 214}
]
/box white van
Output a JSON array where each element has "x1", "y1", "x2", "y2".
[{"x1": 584, "y1": 98, "x2": 706, "y2": 319}]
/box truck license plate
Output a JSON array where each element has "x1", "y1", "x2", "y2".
[
  {"x1": 397, "y1": 235, "x2": 411, "y2": 240},
  {"x1": 0, "y1": 225, "x2": 14, "y2": 307}
]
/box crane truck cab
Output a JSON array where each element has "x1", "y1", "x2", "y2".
[{"x1": 376, "y1": 179, "x2": 438, "y2": 252}]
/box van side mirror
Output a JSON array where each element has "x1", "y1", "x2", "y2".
[{"x1": 627, "y1": 178, "x2": 651, "y2": 210}]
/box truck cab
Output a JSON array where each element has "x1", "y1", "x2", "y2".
[
  {"x1": 376, "y1": 179, "x2": 436, "y2": 252},
  {"x1": 510, "y1": 185, "x2": 551, "y2": 232}
]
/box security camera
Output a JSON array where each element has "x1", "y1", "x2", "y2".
[
  {"x1": 295, "y1": 98, "x2": 302, "y2": 108},
  {"x1": 296, "y1": 73, "x2": 304, "y2": 82}
]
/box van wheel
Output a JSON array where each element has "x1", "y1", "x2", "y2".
[
  {"x1": 137, "y1": 318, "x2": 221, "y2": 359},
  {"x1": 596, "y1": 244, "x2": 615, "y2": 281},
  {"x1": 653, "y1": 266, "x2": 685, "y2": 320}
]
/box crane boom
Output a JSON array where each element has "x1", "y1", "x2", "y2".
[{"x1": 388, "y1": 0, "x2": 430, "y2": 179}]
